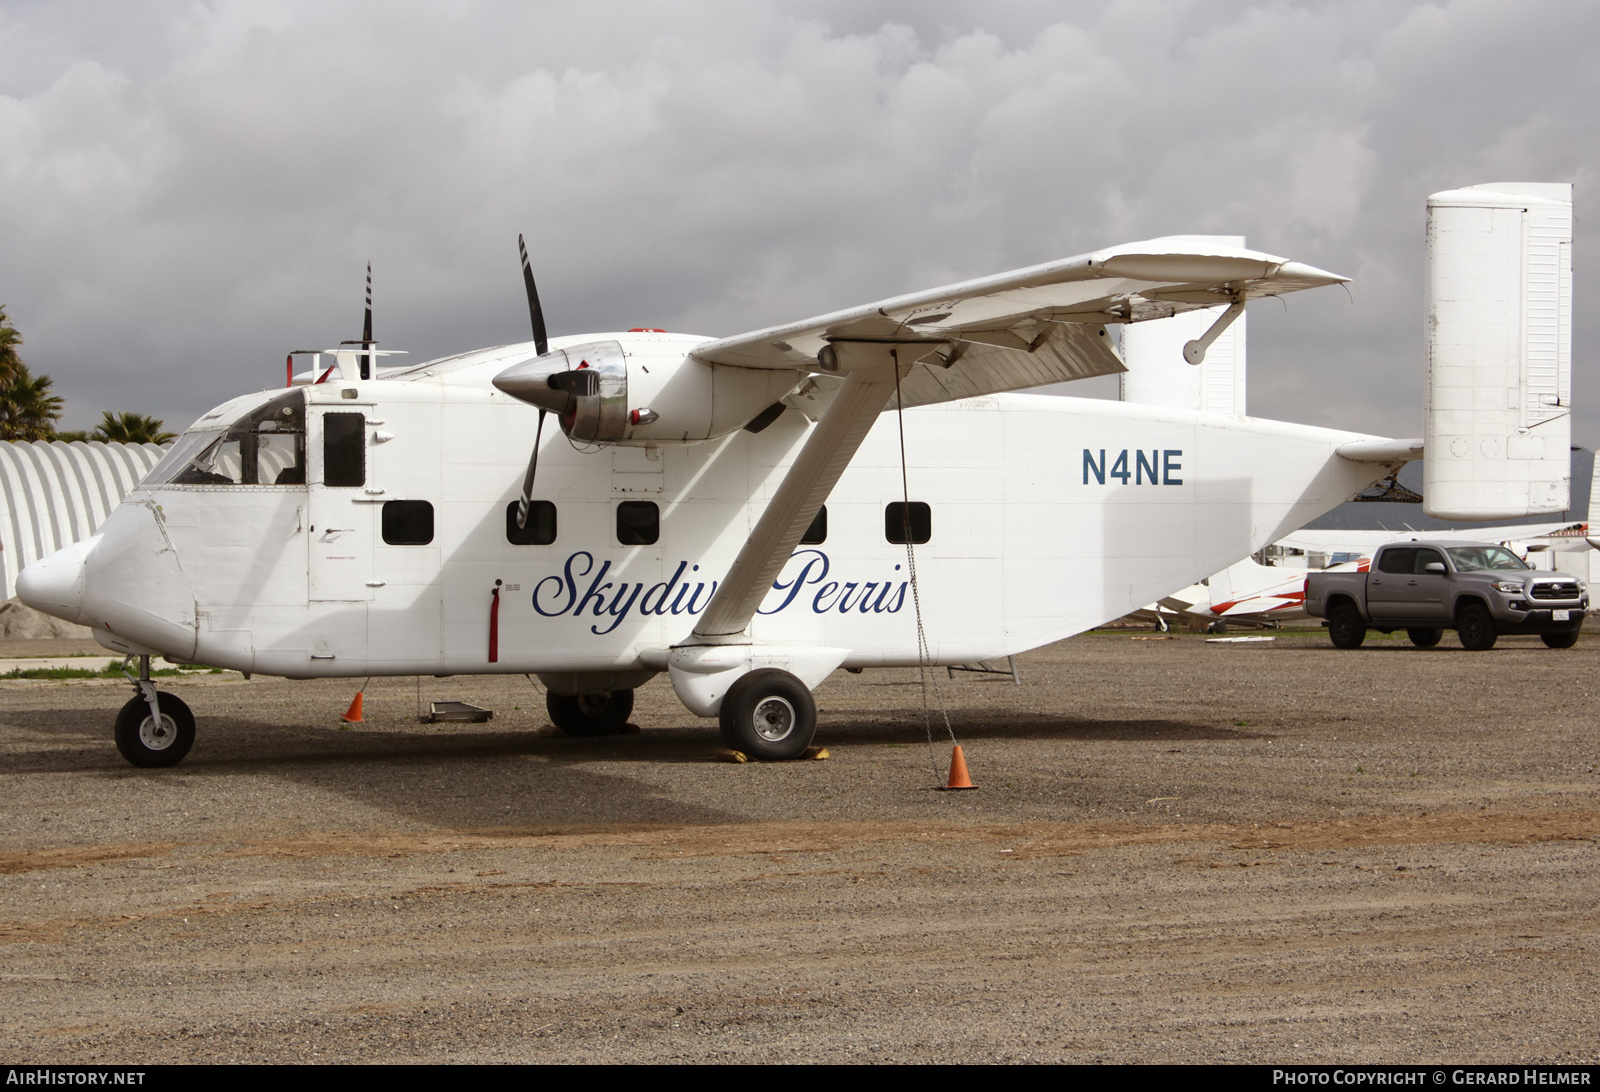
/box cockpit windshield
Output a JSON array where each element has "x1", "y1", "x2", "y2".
[
  {"x1": 145, "y1": 390, "x2": 307, "y2": 487},
  {"x1": 1445, "y1": 546, "x2": 1529, "y2": 572}
]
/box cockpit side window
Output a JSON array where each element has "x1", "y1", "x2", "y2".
[{"x1": 164, "y1": 390, "x2": 307, "y2": 487}]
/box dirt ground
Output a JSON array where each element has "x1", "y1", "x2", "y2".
[{"x1": 0, "y1": 628, "x2": 1596, "y2": 1064}]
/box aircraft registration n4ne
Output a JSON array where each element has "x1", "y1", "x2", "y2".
[{"x1": 16, "y1": 185, "x2": 1574, "y2": 767}]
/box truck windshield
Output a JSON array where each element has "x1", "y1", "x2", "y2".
[{"x1": 1446, "y1": 546, "x2": 1528, "y2": 572}]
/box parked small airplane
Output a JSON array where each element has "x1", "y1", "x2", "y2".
[
  {"x1": 16, "y1": 184, "x2": 1572, "y2": 768},
  {"x1": 1151, "y1": 555, "x2": 1370, "y2": 630}
]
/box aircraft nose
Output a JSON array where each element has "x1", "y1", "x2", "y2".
[
  {"x1": 15, "y1": 535, "x2": 99, "y2": 625},
  {"x1": 80, "y1": 502, "x2": 198, "y2": 660}
]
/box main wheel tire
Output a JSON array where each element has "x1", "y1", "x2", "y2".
[
  {"x1": 1541, "y1": 630, "x2": 1580, "y2": 649},
  {"x1": 547, "y1": 689, "x2": 634, "y2": 736},
  {"x1": 718, "y1": 669, "x2": 817, "y2": 761},
  {"x1": 113, "y1": 692, "x2": 195, "y2": 768},
  {"x1": 1328, "y1": 604, "x2": 1366, "y2": 649},
  {"x1": 1456, "y1": 602, "x2": 1498, "y2": 651},
  {"x1": 1407, "y1": 627, "x2": 1443, "y2": 648}
]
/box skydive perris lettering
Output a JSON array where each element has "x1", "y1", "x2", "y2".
[{"x1": 531, "y1": 549, "x2": 908, "y2": 635}]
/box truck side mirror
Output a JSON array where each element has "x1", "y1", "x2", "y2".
[{"x1": 1424, "y1": 562, "x2": 1446, "y2": 574}]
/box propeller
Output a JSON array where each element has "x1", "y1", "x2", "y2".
[
  {"x1": 501, "y1": 235, "x2": 612, "y2": 528},
  {"x1": 516, "y1": 235, "x2": 549, "y2": 530},
  {"x1": 339, "y1": 261, "x2": 376, "y2": 380}
]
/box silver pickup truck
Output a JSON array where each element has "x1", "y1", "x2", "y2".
[{"x1": 1303, "y1": 541, "x2": 1587, "y2": 650}]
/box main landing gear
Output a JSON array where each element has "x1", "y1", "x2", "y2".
[
  {"x1": 114, "y1": 655, "x2": 194, "y2": 768},
  {"x1": 546, "y1": 688, "x2": 636, "y2": 736},
  {"x1": 548, "y1": 669, "x2": 820, "y2": 760},
  {"x1": 718, "y1": 669, "x2": 818, "y2": 762}
]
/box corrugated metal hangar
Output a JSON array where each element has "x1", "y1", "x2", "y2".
[{"x1": 0, "y1": 440, "x2": 169, "y2": 600}]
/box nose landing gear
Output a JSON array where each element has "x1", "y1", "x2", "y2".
[{"x1": 114, "y1": 655, "x2": 194, "y2": 767}]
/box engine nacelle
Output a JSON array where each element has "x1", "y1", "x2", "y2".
[{"x1": 493, "y1": 338, "x2": 802, "y2": 445}]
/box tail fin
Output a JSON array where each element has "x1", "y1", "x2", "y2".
[
  {"x1": 1424, "y1": 182, "x2": 1572, "y2": 520},
  {"x1": 1120, "y1": 235, "x2": 1247, "y2": 416}
]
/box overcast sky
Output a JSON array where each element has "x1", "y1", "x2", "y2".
[{"x1": 1, "y1": 0, "x2": 1596, "y2": 443}]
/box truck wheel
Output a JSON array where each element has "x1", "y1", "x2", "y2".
[
  {"x1": 1328, "y1": 604, "x2": 1366, "y2": 649},
  {"x1": 1541, "y1": 630, "x2": 1580, "y2": 649},
  {"x1": 547, "y1": 689, "x2": 634, "y2": 736},
  {"x1": 1456, "y1": 603, "x2": 1498, "y2": 651},
  {"x1": 1406, "y1": 628, "x2": 1442, "y2": 648},
  {"x1": 718, "y1": 669, "x2": 817, "y2": 761}
]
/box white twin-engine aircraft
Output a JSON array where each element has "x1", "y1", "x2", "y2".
[{"x1": 17, "y1": 184, "x2": 1573, "y2": 768}]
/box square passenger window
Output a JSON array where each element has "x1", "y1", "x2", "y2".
[
  {"x1": 505, "y1": 501, "x2": 557, "y2": 545},
  {"x1": 382, "y1": 500, "x2": 434, "y2": 545},
  {"x1": 616, "y1": 501, "x2": 659, "y2": 546},
  {"x1": 885, "y1": 501, "x2": 930, "y2": 544}
]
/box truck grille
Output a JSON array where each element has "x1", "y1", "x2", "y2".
[{"x1": 1529, "y1": 582, "x2": 1581, "y2": 600}]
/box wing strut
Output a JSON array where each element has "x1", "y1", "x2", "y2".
[{"x1": 684, "y1": 341, "x2": 920, "y2": 643}]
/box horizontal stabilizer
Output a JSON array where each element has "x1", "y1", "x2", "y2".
[{"x1": 1336, "y1": 439, "x2": 1424, "y2": 463}]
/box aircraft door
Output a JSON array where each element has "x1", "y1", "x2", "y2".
[
  {"x1": 365, "y1": 399, "x2": 443, "y2": 665},
  {"x1": 612, "y1": 447, "x2": 662, "y2": 642},
  {"x1": 307, "y1": 408, "x2": 377, "y2": 603}
]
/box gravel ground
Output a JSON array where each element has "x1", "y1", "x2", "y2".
[{"x1": 0, "y1": 628, "x2": 1596, "y2": 1064}]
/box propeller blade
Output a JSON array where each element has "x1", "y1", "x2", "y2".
[
  {"x1": 362, "y1": 260, "x2": 373, "y2": 344},
  {"x1": 519, "y1": 234, "x2": 549, "y2": 356},
  {"x1": 361, "y1": 261, "x2": 372, "y2": 379},
  {"x1": 517, "y1": 408, "x2": 548, "y2": 530}
]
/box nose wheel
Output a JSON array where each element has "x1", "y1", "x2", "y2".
[
  {"x1": 113, "y1": 655, "x2": 195, "y2": 767},
  {"x1": 114, "y1": 691, "x2": 195, "y2": 767}
]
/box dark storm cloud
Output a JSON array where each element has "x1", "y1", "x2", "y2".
[{"x1": 0, "y1": 0, "x2": 1596, "y2": 443}]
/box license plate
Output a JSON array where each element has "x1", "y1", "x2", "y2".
[{"x1": 1554, "y1": 609, "x2": 1570, "y2": 621}]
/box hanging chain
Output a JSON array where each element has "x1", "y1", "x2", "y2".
[{"x1": 892, "y1": 352, "x2": 958, "y2": 783}]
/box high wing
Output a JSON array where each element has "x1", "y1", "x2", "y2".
[
  {"x1": 670, "y1": 237, "x2": 1350, "y2": 693},
  {"x1": 691, "y1": 235, "x2": 1347, "y2": 408}
]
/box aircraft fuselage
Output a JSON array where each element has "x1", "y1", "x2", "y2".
[{"x1": 21, "y1": 333, "x2": 1391, "y2": 687}]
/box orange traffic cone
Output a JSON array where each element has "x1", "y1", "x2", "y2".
[
  {"x1": 938, "y1": 745, "x2": 977, "y2": 790},
  {"x1": 342, "y1": 691, "x2": 365, "y2": 723}
]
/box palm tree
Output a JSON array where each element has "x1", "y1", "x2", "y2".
[
  {"x1": 90, "y1": 410, "x2": 175, "y2": 444},
  {"x1": 0, "y1": 305, "x2": 21, "y2": 384},
  {"x1": 0, "y1": 307, "x2": 64, "y2": 441},
  {"x1": 0, "y1": 366, "x2": 64, "y2": 441}
]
